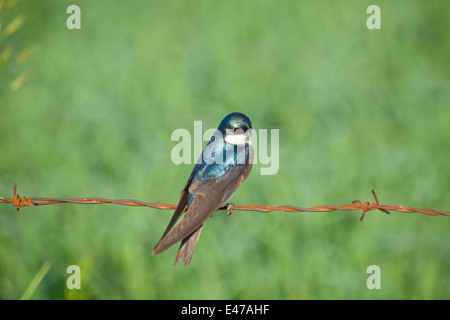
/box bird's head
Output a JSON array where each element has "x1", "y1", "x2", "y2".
[{"x1": 218, "y1": 112, "x2": 253, "y2": 145}]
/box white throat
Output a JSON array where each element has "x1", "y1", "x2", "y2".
[{"x1": 224, "y1": 133, "x2": 249, "y2": 145}]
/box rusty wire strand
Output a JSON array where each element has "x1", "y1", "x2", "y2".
[{"x1": 0, "y1": 184, "x2": 449, "y2": 222}]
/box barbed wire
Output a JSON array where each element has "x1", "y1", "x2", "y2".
[{"x1": 0, "y1": 184, "x2": 449, "y2": 222}]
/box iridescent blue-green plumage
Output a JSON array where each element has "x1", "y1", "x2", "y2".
[{"x1": 152, "y1": 112, "x2": 253, "y2": 267}]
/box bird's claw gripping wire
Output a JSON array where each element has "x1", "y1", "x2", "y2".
[{"x1": 226, "y1": 203, "x2": 235, "y2": 216}]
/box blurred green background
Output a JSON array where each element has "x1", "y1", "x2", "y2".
[{"x1": 0, "y1": 0, "x2": 449, "y2": 299}]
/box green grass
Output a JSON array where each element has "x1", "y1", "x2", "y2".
[{"x1": 0, "y1": 0, "x2": 449, "y2": 299}]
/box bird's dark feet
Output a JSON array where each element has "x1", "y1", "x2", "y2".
[{"x1": 226, "y1": 203, "x2": 234, "y2": 216}]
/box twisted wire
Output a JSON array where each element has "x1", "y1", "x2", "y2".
[{"x1": 1, "y1": 185, "x2": 448, "y2": 222}]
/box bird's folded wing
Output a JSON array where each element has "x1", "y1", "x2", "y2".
[{"x1": 152, "y1": 163, "x2": 251, "y2": 254}]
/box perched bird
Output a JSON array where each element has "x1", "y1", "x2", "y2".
[{"x1": 152, "y1": 112, "x2": 254, "y2": 267}]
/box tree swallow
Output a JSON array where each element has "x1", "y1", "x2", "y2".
[{"x1": 152, "y1": 112, "x2": 254, "y2": 267}]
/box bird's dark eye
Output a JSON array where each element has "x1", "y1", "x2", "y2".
[{"x1": 233, "y1": 128, "x2": 239, "y2": 132}]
